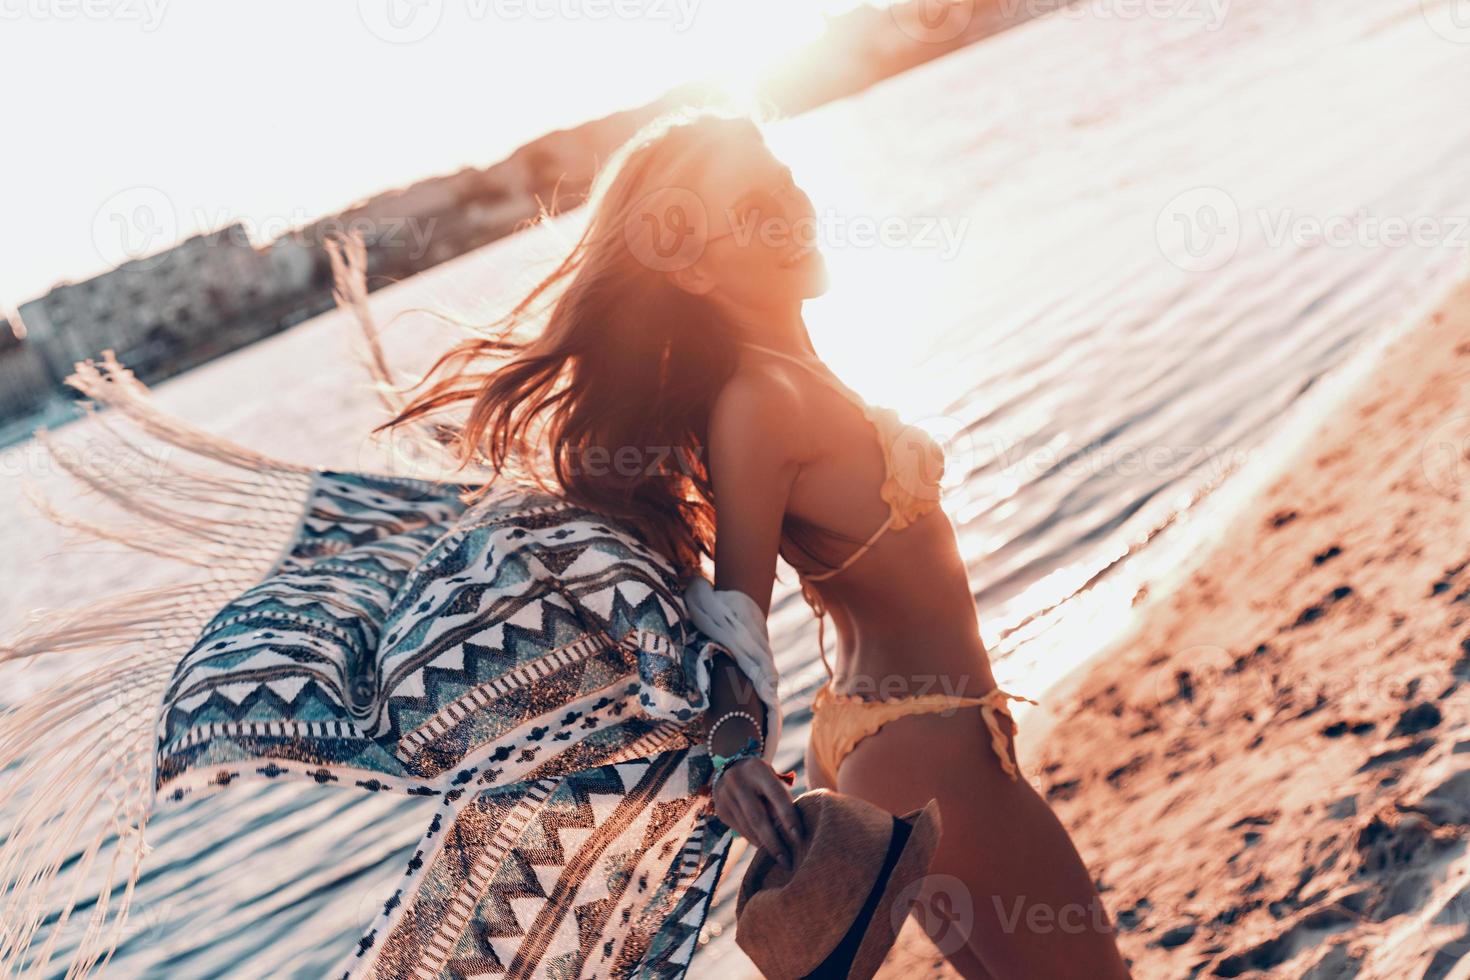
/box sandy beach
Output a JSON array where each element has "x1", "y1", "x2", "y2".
[{"x1": 880, "y1": 276, "x2": 1470, "y2": 978}]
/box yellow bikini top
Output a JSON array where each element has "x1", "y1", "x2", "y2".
[{"x1": 740, "y1": 342, "x2": 946, "y2": 585}]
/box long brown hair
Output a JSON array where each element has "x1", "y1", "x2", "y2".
[{"x1": 380, "y1": 109, "x2": 768, "y2": 579}]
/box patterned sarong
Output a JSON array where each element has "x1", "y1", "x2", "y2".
[{"x1": 0, "y1": 358, "x2": 734, "y2": 979}]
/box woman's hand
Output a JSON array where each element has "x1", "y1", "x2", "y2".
[{"x1": 713, "y1": 756, "x2": 803, "y2": 871}]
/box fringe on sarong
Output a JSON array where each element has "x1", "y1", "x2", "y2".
[{"x1": 0, "y1": 353, "x2": 322, "y2": 978}]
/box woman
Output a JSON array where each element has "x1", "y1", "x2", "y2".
[{"x1": 384, "y1": 108, "x2": 1132, "y2": 977}]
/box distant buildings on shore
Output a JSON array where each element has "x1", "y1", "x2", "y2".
[
  {"x1": 0, "y1": 321, "x2": 54, "y2": 422},
  {"x1": 1, "y1": 102, "x2": 654, "y2": 430},
  {"x1": 1, "y1": 0, "x2": 1022, "y2": 434},
  {"x1": 17, "y1": 224, "x2": 318, "y2": 390}
]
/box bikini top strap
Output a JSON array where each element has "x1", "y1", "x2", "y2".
[
  {"x1": 801, "y1": 513, "x2": 894, "y2": 582},
  {"x1": 739, "y1": 342, "x2": 869, "y2": 411}
]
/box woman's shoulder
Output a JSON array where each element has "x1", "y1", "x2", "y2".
[
  {"x1": 709, "y1": 360, "x2": 811, "y2": 457},
  {"x1": 714, "y1": 356, "x2": 805, "y2": 415}
]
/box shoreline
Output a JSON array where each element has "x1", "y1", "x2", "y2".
[
  {"x1": 882, "y1": 273, "x2": 1470, "y2": 977},
  {"x1": 1015, "y1": 265, "x2": 1470, "y2": 755}
]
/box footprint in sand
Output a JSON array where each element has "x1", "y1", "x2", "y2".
[{"x1": 1289, "y1": 585, "x2": 1355, "y2": 629}]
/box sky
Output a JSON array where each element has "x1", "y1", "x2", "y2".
[{"x1": 0, "y1": 0, "x2": 886, "y2": 314}]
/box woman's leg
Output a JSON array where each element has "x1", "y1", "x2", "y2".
[
  {"x1": 836, "y1": 703, "x2": 1132, "y2": 979},
  {"x1": 807, "y1": 716, "x2": 995, "y2": 978},
  {"x1": 805, "y1": 737, "x2": 837, "y2": 792}
]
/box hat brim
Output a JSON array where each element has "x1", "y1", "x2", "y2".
[{"x1": 846, "y1": 798, "x2": 944, "y2": 979}]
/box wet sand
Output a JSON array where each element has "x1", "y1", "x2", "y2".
[{"x1": 882, "y1": 276, "x2": 1470, "y2": 977}]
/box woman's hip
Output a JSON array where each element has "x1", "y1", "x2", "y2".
[{"x1": 809, "y1": 681, "x2": 1037, "y2": 786}]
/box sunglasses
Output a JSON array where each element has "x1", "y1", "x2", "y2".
[{"x1": 705, "y1": 166, "x2": 803, "y2": 246}]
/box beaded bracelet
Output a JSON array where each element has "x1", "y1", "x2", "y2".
[
  {"x1": 707, "y1": 709, "x2": 763, "y2": 758},
  {"x1": 709, "y1": 735, "x2": 763, "y2": 799}
]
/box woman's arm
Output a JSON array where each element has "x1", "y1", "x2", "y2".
[{"x1": 704, "y1": 369, "x2": 807, "y2": 869}]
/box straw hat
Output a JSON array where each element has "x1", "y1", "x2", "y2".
[{"x1": 735, "y1": 789, "x2": 943, "y2": 979}]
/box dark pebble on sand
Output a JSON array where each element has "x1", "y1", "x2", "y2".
[
  {"x1": 1046, "y1": 778, "x2": 1081, "y2": 802},
  {"x1": 1390, "y1": 701, "x2": 1442, "y2": 737},
  {"x1": 1157, "y1": 923, "x2": 1196, "y2": 948},
  {"x1": 1295, "y1": 605, "x2": 1327, "y2": 627},
  {"x1": 1322, "y1": 720, "x2": 1376, "y2": 738},
  {"x1": 1357, "y1": 737, "x2": 1436, "y2": 772},
  {"x1": 1291, "y1": 586, "x2": 1353, "y2": 628}
]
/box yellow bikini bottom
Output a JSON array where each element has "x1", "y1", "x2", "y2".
[{"x1": 810, "y1": 683, "x2": 1039, "y2": 782}]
